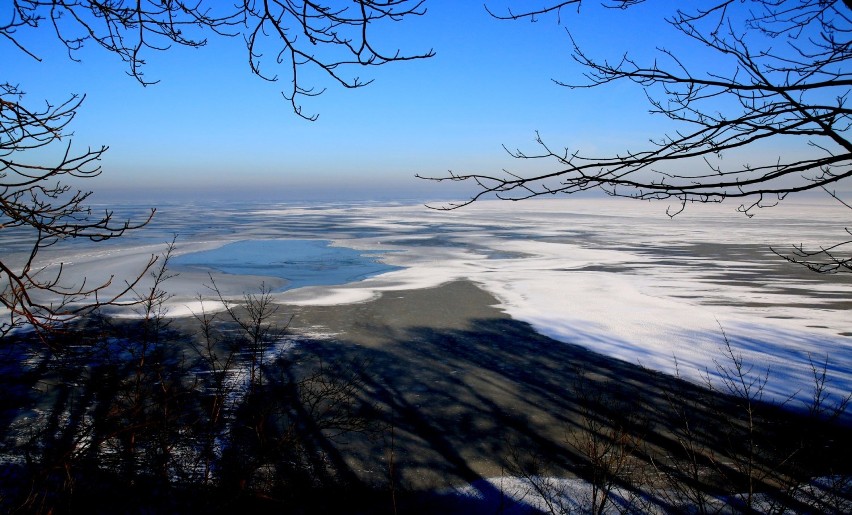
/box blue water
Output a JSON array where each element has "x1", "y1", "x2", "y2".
[{"x1": 172, "y1": 239, "x2": 399, "y2": 291}]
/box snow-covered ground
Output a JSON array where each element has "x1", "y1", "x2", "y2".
[{"x1": 6, "y1": 197, "x2": 852, "y2": 408}]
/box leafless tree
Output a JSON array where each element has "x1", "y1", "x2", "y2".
[
  {"x1": 0, "y1": 85, "x2": 156, "y2": 337},
  {"x1": 2, "y1": 1, "x2": 432, "y2": 337},
  {"x1": 422, "y1": 0, "x2": 852, "y2": 271},
  {"x1": 567, "y1": 372, "x2": 647, "y2": 514}
]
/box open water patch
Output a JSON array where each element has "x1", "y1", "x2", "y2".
[{"x1": 172, "y1": 239, "x2": 399, "y2": 291}]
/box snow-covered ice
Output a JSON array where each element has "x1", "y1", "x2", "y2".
[{"x1": 6, "y1": 197, "x2": 851, "y2": 407}]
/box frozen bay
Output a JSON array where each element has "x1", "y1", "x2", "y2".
[{"x1": 14, "y1": 197, "x2": 852, "y2": 408}]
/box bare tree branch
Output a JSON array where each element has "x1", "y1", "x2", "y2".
[
  {"x1": 1, "y1": 84, "x2": 156, "y2": 338},
  {"x1": 6, "y1": 1, "x2": 434, "y2": 119},
  {"x1": 424, "y1": 0, "x2": 852, "y2": 271}
]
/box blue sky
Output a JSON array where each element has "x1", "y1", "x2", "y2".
[{"x1": 3, "y1": 2, "x2": 766, "y2": 202}]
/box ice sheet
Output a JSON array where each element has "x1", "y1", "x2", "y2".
[{"x1": 9, "y1": 198, "x2": 851, "y2": 407}]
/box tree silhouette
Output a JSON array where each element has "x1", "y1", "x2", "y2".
[
  {"x1": 0, "y1": 85, "x2": 156, "y2": 336},
  {"x1": 7, "y1": 1, "x2": 432, "y2": 119},
  {"x1": 422, "y1": 0, "x2": 852, "y2": 271}
]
